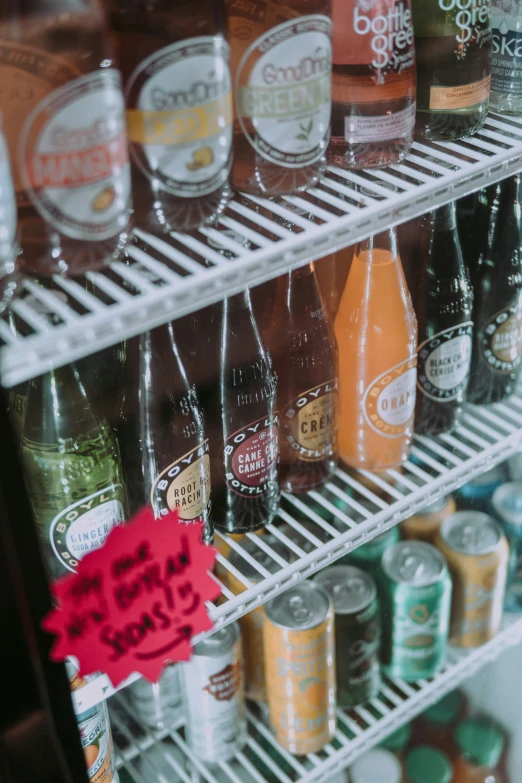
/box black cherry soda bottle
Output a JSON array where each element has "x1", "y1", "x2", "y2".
[
  {"x1": 107, "y1": 0, "x2": 233, "y2": 232},
  {"x1": 0, "y1": 0, "x2": 132, "y2": 276},
  {"x1": 468, "y1": 174, "x2": 522, "y2": 405},
  {"x1": 329, "y1": 0, "x2": 416, "y2": 169},
  {"x1": 334, "y1": 228, "x2": 417, "y2": 471},
  {"x1": 119, "y1": 322, "x2": 212, "y2": 543},
  {"x1": 265, "y1": 263, "x2": 338, "y2": 492},
  {"x1": 224, "y1": 0, "x2": 333, "y2": 196},
  {"x1": 204, "y1": 290, "x2": 280, "y2": 533},
  {"x1": 414, "y1": 202, "x2": 473, "y2": 435}
]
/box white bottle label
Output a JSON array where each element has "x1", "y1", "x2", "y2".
[
  {"x1": 364, "y1": 356, "x2": 417, "y2": 438},
  {"x1": 126, "y1": 36, "x2": 233, "y2": 198},
  {"x1": 20, "y1": 69, "x2": 131, "y2": 241},
  {"x1": 437, "y1": 0, "x2": 490, "y2": 47},
  {"x1": 345, "y1": 103, "x2": 416, "y2": 143},
  {"x1": 236, "y1": 15, "x2": 332, "y2": 168},
  {"x1": 50, "y1": 484, "x2": 125, "y2": 573},
  {"x1": 352, "y1": 0, "x2": 415, "y2": 72},
  {"x1": 0, "y1": 129, "x2": 17, "y2": 267},
  {"x1": 492, "y1": 2, "x2": 522, "y2": 95},
  {"x1": 417, "y1": 322, "x2": 473, "y2": 401}
]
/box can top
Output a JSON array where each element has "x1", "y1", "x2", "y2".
[
  {"x1": 314, "y1": 565, "x2": 376, "y2": 614},
  {"x1": 418, "y1": 495, "x2": 452, "y2": 516},
  {"x1": 192, "y1": 622, "x2": 239, "y2": 658},
  {"x1": 454, "y1": 717, "x2": 505, "y2": 768},
  {"x1": 382, "y1": 542, "x2": 446, "y2": 586},
  {"x1": 492, "y1": 482, "x2": 522, "y2": 527},
  {"x1": 349, "y1": 525, "x2": 400, "y2": 562},
  {"x1": 265, "y1": 581, "x2": 332, "y2": 630},
  {"x1": 228, "y1": 535, "x2": 288, "y2": 581},
  {"x1": 405, "y1": 747, "x2": 453, "y2": 783},
  {"x1": 440, "y1": 512, "x2": 502, "y2": 555},
  {"x1": 350, "y1": 748, "x2": 402, "y2": 783}
]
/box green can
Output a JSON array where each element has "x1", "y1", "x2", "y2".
[
  {"x1": 380, "y1": 541, "x2": 452, "y2": 682},
  {"x1": 341, "y1": 524, "x2": 400, "y2": 578},
  {"x1": 314, "y1": 565, "x2": 381, "y2": 707}
]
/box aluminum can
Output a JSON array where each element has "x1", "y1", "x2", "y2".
[
  {"x1": 455, "y1": 465, "x2": 506, "y2": 513},
  {"x1": 492, "y1": 482, "x2": 522, "y2": 610},
  {"x1": 128, "y1": 664, "x2": 182, "y2": 730},
  {"x1": 227, "y1": 534, "x2": 288, "y2": 702},
  {"x1": 314, "y1": 565, "x2": 381, "y2": 707},
  {"x1": 401, "y1": 495, "x2": 456, "y2": 545},
  {"x1": 341, "y1": 524, "x2": 400, "y2": 577},
  {"x1": 66, "y1": 660, "x2": 120, "y2": 783},
  {"x1": 437, "y1": 512, "x2": 509, "y2": 648},
  {"x1": 264, "y1": 581, "x2": 336, "y2": 755},
  {"x1": 180, "y1": 623, "x2": 246, "y2": 763},
  {"x1": 380, "y1": 541, "x2": 452, "y2": 681}
]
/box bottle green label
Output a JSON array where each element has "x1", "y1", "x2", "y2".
[{"x1": 50, "y1": 484, "x2": 125, "y2": 572}]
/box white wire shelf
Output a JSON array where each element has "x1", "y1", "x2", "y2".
[
  {"x1": 111, "y1": 613, "x2": 522, "y2": 783},
  {"x1": 71, "y1": 392, "x2": 522, "y2": 714},
  {"x1": 3, "y1": 111, "x2": 522, "y2": 387}
]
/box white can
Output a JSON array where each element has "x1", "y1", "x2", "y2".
[
  {"x1": 128, "y1": 664, "x2": 182, "y2": 730},
  {"x1": 180, "y1": 622, "x2": 246, "y2": 763}
]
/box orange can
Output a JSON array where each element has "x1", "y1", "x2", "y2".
[
  {"x1": 264, "y1": 582, "x2": 336, "y2": 754},
  {"x1": 227, "y1": 534, "x2": 288, "y2": 702},
  {"x1": 402, "y1": 495, "x2": 456, "y2": 545},
  {"x1": 436, "y1": 512, "x2": 509, "y2": 648}
]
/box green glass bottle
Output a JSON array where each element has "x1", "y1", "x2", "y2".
[{"x1": 21, "y1": 363, "x2": 127, "y2": 579}]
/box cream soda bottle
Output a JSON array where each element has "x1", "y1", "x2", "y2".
[{"x1": 334, "y1": 228, "x2": 417, "y2": 471}]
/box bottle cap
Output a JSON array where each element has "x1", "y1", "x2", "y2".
[
  {"x1": 455, "y1": 717, "x2": 505, "y2": 768},
  {"x1": 350, "y1": 748, "x2": 402, "y2": 783},
  {"x1": 421, "y1": 690, "x2": 465, "y2": 726},
  {"x1": 405, "y1": 747, "x2": 453, "y2": 783},
  {"x1": 380, "y1": 722, "x2": 411, "y2": 753}
]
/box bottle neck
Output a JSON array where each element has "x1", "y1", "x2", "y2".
[
  {"x1": 422, "y1": 202, "x2": 457, "y2": 231},
  {"x1": 356, "y1": 228, "x2": 398, "y2": 261}
]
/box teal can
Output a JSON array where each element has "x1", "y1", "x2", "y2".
[
  {"x1": 492, "y1": 482, "x2": 522, "y2": 611},
  {"x1": 342, "y1": 525, "x2": 400, "y2": 579},
  {"x1": 380, "y1": 541, "x2": 452, "y2": 682}
]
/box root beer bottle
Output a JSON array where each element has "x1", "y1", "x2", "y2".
[
  {"x1": 414, "y1": 203, "x2": 473, "y2": 435},
  {"x1": 0, "y1": 0, "x2": 132, "y2": 276},
  {"x1": 107, "y1": 0, "x2": 233, "y2": 232},
  {"x1": 468, "y1": 175, "x2": 522, "y2": 405},
  {"x1": 266, "y1": 263, "x2": 338, "y2": 493},
  {"x1": 224, "y1": 0, "x2": 333, "y2": 196},
  {"x1": 203, "y1": 291, "x2": 280, "y2": 533},
  {"x1": 119, "y1": 323, "x2": 212, "y2": 544}
]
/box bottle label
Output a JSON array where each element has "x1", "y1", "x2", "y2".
[
  {"x1": 436, "y1": 0, "x2": 491, "y2": 49},
  {"x1": 492, "y1": 4, "x2": 522, "y2": 95},
  {"x1": 151, "y1": 440, "x2": 211, "y2": 523},
  {"x1": 78, "y1": 699, "x2": 119, "y2": 783},
  {"x1": 417, "y1": 322, "x2": 473, "y2": 402},
  {"x1": 364, "y1": 357, "x2": 417, "y2": 438},
  {"x1": 283, "y1": 380, "x2": 337, "y2": 462},
  {"x1": 429, "y1": 75, "x2": 491, "y2": 110},
  {"x1": 334, "y1": 0, "x2": 414, "y2": 73},
  {"x1": 345, "y1": 104, "x2": 416, "y2": 143},
  {"x1": 126, "y1": 36, "x2": 233, "y2": 198},
  {"x1": 224, "y1": 415, "x2": 279, "y2": 497},
  {"x1": 50, "y1": 484, "x2": 126, "y2": 573},
  {"x1": 481, "y1": 303, "x2": 522, "y2": 374},
  {"x1": 0, "y1": 130, "x2": 17, "y2": 266},
  {"x1": 236, "y1": 15, "x2": 332, "y2": 168},
  {"x1": 20, "y1": 69, "x2": 131, "y2": 241}
]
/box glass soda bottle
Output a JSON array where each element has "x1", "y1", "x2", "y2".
[
  {"x1": 224, "y1": 0, "x2": 333, "y2": 196},
  {"x1": 452, "y1": 717, "x2": 505, "y2": 783},
  {"x1": 490, "y1": 0, "x2": 522, "y2": 114},
  {"x1": 106, "y1": 0, "x2": 233, "y2": 232},
  {"x1": 329, "y1": 0, "x2": 416, "y2": 169},
  {"x1": 413, "y1": 202, "x2": 473, "y2": 435},
  {"x1": 119, "y1": 323, "x2": 212, "y2": 543},
  {"x1": 0, "y1": 0, "x2": 132, "y2": 276},
  {"x1": 314, "y1": 245, "x2": 354, "y2": 321},
  {"x1": 203, "y1": 291, "x2": 280, "y2": 533},
  {"x1": 468, "y1": 175, "x2": 522, "y2": 405},
  {"x1": 265, "y1": 263, "x2": 338, "y2": 493},
  {"x1": 412, "y1": 0, "x2": 492, "y2": 139},
  {"x1": 334, "y1": 228, "x2": 417, "y2": 471},
  {"x1": 20, "y1": 363, "x2": 127, "y2": 580},
  {"x1": 0, "y1": 114, "x2": 20, "y2": 311}
]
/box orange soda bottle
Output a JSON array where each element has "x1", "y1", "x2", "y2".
[{"x1": 334, "y1": 229, "x2": 417, "y2": 471}]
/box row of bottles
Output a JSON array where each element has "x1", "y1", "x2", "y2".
[
  {"x1": 1, "y1": 0, "x2": 522, "y2": 281},
  {"x1": 11, "y1": 173, "x2": 522, "y2": 572}
]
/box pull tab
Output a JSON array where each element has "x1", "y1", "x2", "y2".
[
  {"x1": 289, "y1": 595, "x2": 311, "y2": 624},
  {"x1": 399, "y1": 554, "x2": 424, "y2": 582}
]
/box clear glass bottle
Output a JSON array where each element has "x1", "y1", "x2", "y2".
[{"x1": 490, "y1": 0, "x2": 522, "y2": 114}]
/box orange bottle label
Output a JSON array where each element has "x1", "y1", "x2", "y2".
[
  {"x1": 363, "y1": 356, "x2": 417, "y2": 438},
  {"x1": 429, "y1": 75, "x2": 491, "y2": 110}
]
